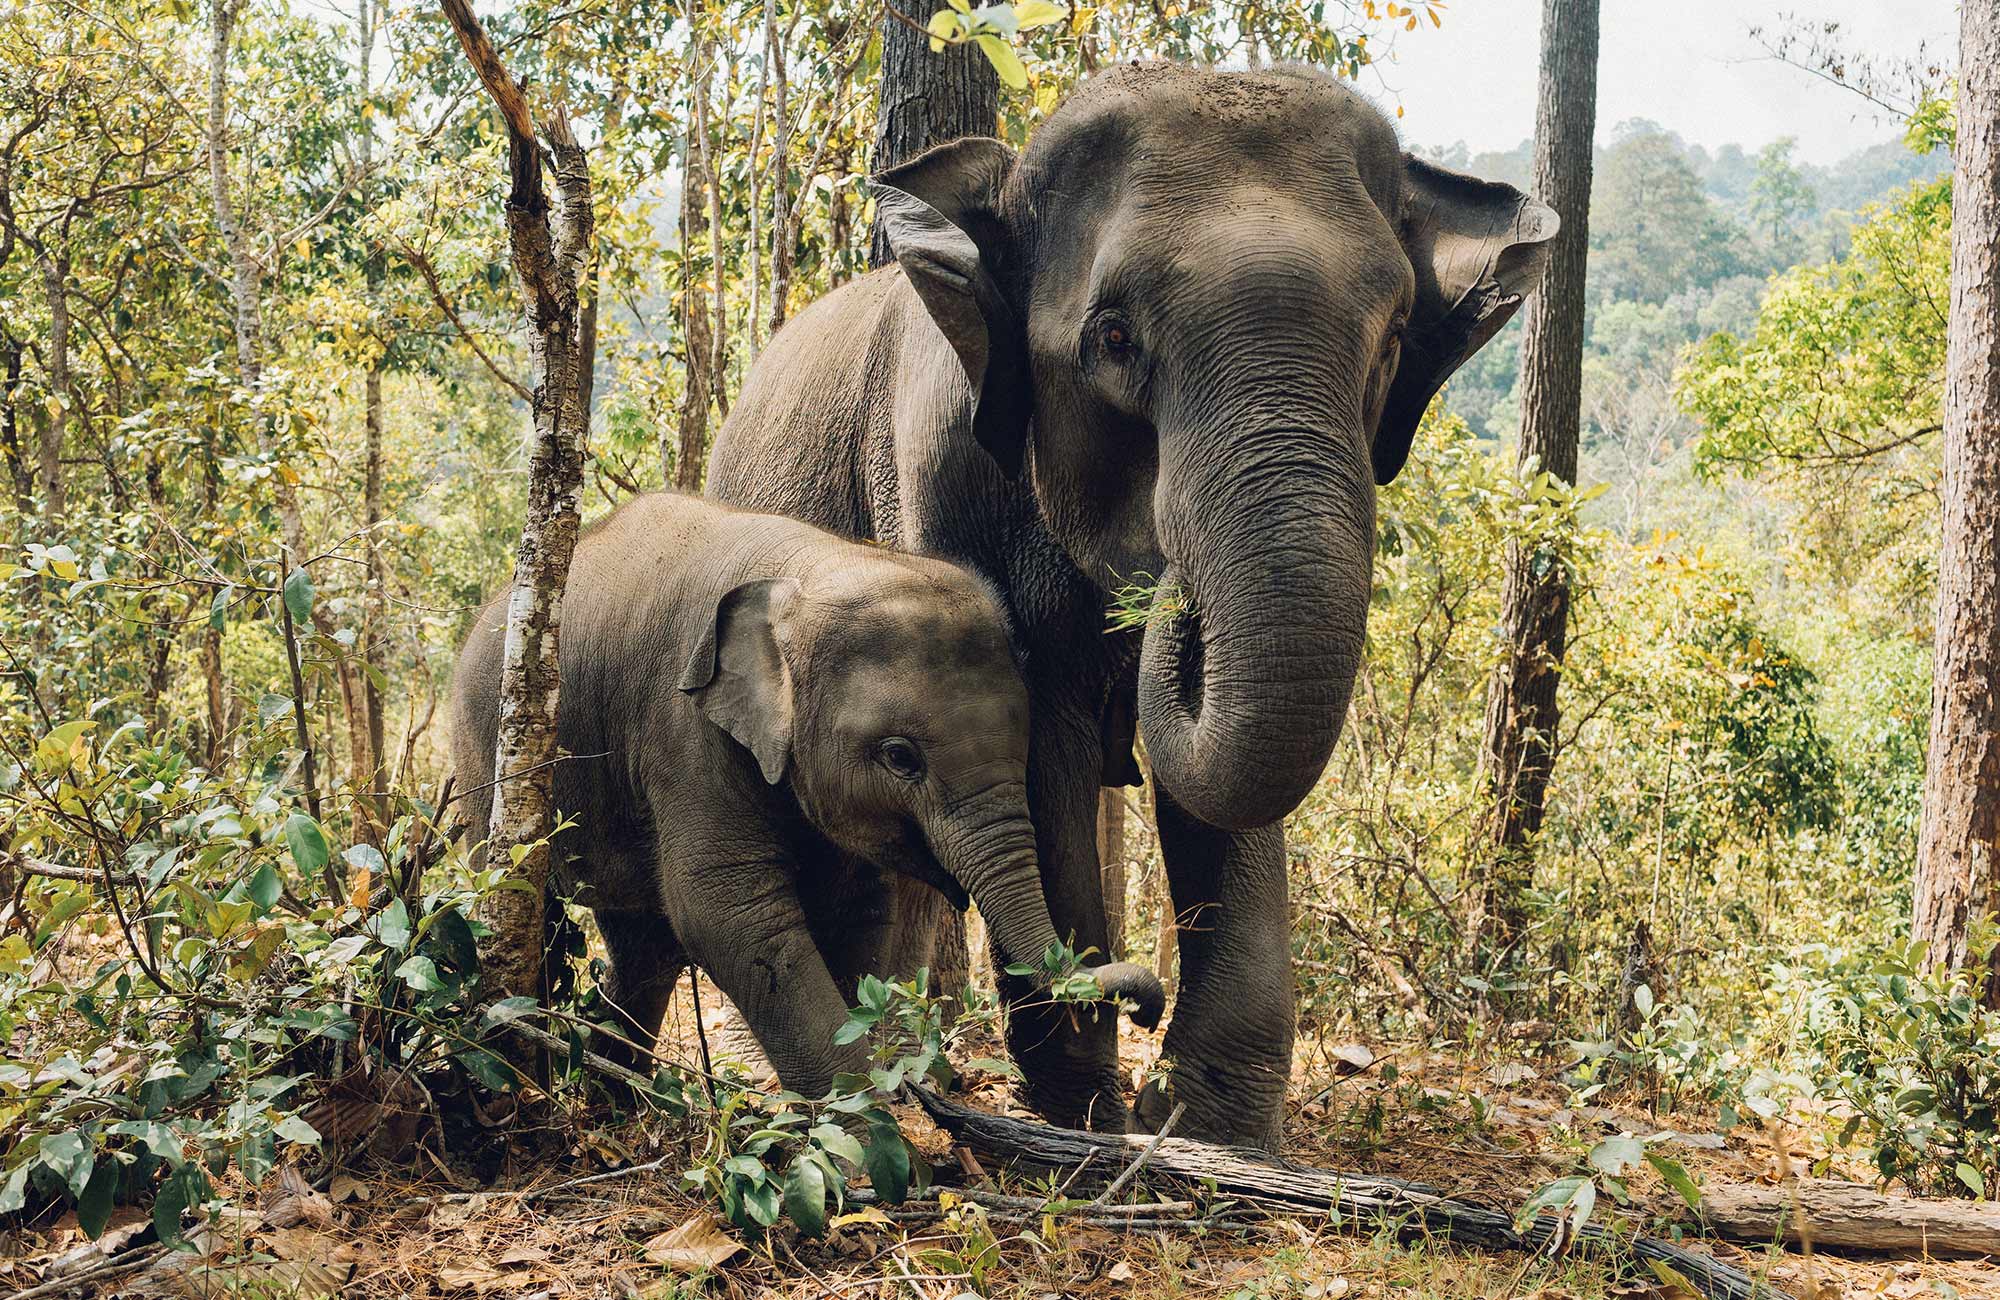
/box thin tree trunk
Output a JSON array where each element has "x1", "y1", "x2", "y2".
[
  {"x1": 207, "y1": 0, "x2": 306, "y2": 567},
  {"x1": 744, "y1": 0, "x2": 773, "y2": 368},
  {"x1": 868, "y1": 0, "x2": 998, "y2": 266},
  {"x1": 675, "y1": 55, "x2": 714, "y2": 492},
  {"x1": 1097, "y1": 791, "x2": 1127, "y2": 959},
  {"x1": 37, "y1": 253, "x2": 68, "y2": 522},
  {"x1": 441, "y1": 0, "x2": 595, "y2": 1015},
  {"x1": 1913, "y1": 0, "x2": 2000, "y2": 1001},
  {"x1": 1473, "y1": 0, "x2": 1599, "y2": 958},
  {"x1": 1, "y1": 334, "x2": 29, "y2": 513},
  {"x1": 698, "y1": 38, "x2": 730, "y2": 420},
  {"x1": 767, "y1": 6, "x2": 794, "y2": 336},
  {"x1": 353, "y1": 0, "x2": 388, "y2": 842}
]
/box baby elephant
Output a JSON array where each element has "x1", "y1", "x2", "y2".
[{"x1": 451, "y1": 494, "x2": 1163, "y2": 1102}]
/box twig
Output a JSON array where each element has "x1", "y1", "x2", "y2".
[{"x1": 1093, "y1": 1101, "x2": 1183, "y2": 1206}]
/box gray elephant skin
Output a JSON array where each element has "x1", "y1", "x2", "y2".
[
  {"x1": 705, "y1": 62, "x2": 1556, "y2": 1148},
  {"x1": 450, "y1": 493, "x2": 1164, "y2": 1100}
]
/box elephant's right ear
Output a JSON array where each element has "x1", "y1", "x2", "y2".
[
  {"x1": 678, "y1": 578, "x2": 799, "y2": 785},
  {"x1": 874, "y1": 137, "x2": 1030, "y2": 478}
]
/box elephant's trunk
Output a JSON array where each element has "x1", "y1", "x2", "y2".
[
  {"x1": 937, "y1": 797, "x2": 1165, "y2": 1027},
  {"x1": 1138, "y1": 424, "x2": 1375, "y2": 831}
]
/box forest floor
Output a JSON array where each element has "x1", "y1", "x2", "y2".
[{"x1": 4, "y1": 980, "x2": 1996, "y2": 1300}]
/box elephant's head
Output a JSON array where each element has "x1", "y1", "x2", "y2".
[
  {"x1": 678, "y1": 564, "x2": 1165, "y2": 1027},
  {"x1": 875, "y1": 62, "x2": 1556, "y2": 831}
]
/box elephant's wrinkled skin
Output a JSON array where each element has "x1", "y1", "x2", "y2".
[
  {"x1": 706, "y1": 63, "x2": 1555, "y2": 1147},
  {"x1": 450, "y1": 494, "x2": 1163, "y2": 1098}
]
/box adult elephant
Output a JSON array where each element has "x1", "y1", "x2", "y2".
[{"x1": 707, "y1": 61, "x2": 1555, "y2": 1149}]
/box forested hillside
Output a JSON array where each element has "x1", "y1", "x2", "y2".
[{"x1": 1, "y1": 1, "x2": 1996, "y2": 1296}]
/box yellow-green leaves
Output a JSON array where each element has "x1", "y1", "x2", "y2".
[{"x1": 922, "y1": 1, "x2": 1058, "y2": 90}]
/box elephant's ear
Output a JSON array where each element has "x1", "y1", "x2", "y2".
[
  {"x1": 874, "y1": 137, "x2": 1030, "y2": 478},
  {"x1": 678, "y1": 578, "x2": 799, "y2": 785},
  {"x1": 1377, "y1": 155, "x2": 1560, "y2": 485}
]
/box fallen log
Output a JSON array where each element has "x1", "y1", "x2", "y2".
[
  {"x1": 1693, "y1": 1179, "x2": 2000, "y2": 1258},
  {"x1": 915, "y1": 1090, "x2": 1770, "y2": 1300}
]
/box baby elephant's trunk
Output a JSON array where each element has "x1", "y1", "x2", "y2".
[{"x1": 937, "y1": 804, "x2": 1166, "y2": 1029}]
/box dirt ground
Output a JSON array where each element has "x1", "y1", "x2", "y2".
[{"x1": 4, "y1": 981, "x2": 1996, "y2": 1300}]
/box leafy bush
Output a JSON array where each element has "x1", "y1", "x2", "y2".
[{"x1": 1777, "y1": 928, "x2": 2000, "y2": 1197}]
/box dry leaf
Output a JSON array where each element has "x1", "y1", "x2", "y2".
[
  {"x1": 1328, "y1": 1043, "x2": 1376, "y2": 1076},
  {"x1": 1107, "y1": 1261, "x2": 1135, "y2": 1281},
  {"x1": 262, "y1": 1164, "x2": 335, "y2": 1229},
  {"x1": 328, "y1": 1174, "x2": 371, "y2": 1203},
  {"x1": 438, "y1": 1259, "x2": 515, "y2": 1294},
  {"x1": 498, "y1": 1243, "x2": 552, "y2": 1266},
  {"x1": 642, "y1": 1213, "x2": 744, "y2": 1272}
]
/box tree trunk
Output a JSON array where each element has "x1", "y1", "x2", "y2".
[
  {"x1": 1473, "y1": 0, "x2": 1598, "y2": 957},
  {"x1": 767, "y1": 6, "x2": 794, "y2": 337},
  {"x1": 207, "y1": 0, "x2": 306, "y2": 567},
  {"x1": 38, "y1": 253, "x2": 68, "y2": 522},
  {"x1": 441, "y1": 0, "x2": 595, "y2": 1016},
  {"x1": 1, "y1": 333, "x2": 30, "y2": 514},
  {"x1": 1913, "y1": 0, "x2": 2000, "y2": 1000},
  {"x1": 867, "y1": 0, "x2": 998, "y2": 267},
  {"x1": 1097, "y1": 791, "x2": 1127, "y2": 958},
  {"x1": 674, "y1": 44, "x2": 714, "y2": 492},
  {"x1": 354, "y1": 360, "x2": 388, "y2": 838}
]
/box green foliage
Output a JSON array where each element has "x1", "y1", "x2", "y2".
[{"x1": 1776, "y1": 929, "x2": 2000, "y2": 1198}]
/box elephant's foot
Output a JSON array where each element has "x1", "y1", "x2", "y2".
[{"x1": 1134, "y1": 1044, "x2": 1285, "y2": 1152}]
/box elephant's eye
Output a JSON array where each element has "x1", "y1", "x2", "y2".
[
  {"x1": 1096, "y1": 315, "x2": 1138, "y2": 362},
  {"x1": 876, "y1": 737, "x2": 926, "y2": 782}
]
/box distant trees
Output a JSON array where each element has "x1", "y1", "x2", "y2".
[
  {"x1": 1589, "y1": 128, "x2": 1746, "y2": 305},
  {"x1": 1913, "y1": 0, "x2": 2000, "y2": 997},
  {"x1": 1749, "y1": 137, "x2": 1817, "y2": 264},
  {"x1": 1475, "y1": 0, "x2": 1599, "y2": 954}
]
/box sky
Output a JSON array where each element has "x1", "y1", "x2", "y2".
[{"x1": 1373, "y1": 0, "x2": 1958, "y2": 164}]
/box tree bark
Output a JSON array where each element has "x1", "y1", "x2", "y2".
[
  {"x1": 1473, "y1": 0, "x2": 1598, "y2": 955},
  {"x1": 674, "y1": 40, "x2": 714, "y2": 492},
  {"x1": 440, "y1": 0, "x2": 594, "y2": 1015},
  {"x1": 867, "y1": 0, "x2": 998, "y2": 267},
  {"x1": 207, "y1": 0, "x2": 308, "y2": 570},
  {"x1": 0, "y1": 333, "x2": 27, "y2": 514},
  {"x1": 38, "y1": 253, "x2": 68, "y2": 522},
  {"x1": 354, "y1": 0, "x2": 388, "y2": 843},
  {"x1": 1097, "y1": 791, "x2": 1127, "y2": 958},
  {"x1": 1913, "y1": 0, "x2": 2000, "y2": 999}
]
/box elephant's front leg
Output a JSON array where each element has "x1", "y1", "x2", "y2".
[
  {"x1": 1135, "y1": 788, "x2": 1293, "y2": 1151},
  {"x1": 664, "y1": 847, "x2": 868, "y2": 1099},
  {"x1": 1004, "y1": 700, "x2": 1128, "y2": 1131}
]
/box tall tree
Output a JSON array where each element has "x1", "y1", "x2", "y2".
[
  {"x1": 439, "y1": 0, "x2": 595, "y2": 1021},
  {"x1": 866, "y1": 0, "x2": 997, "y2": 267},
  {"x1": 1913, "y1": 0, "x2": 2000, "y2": 996},
  {"x1": 1475, "y1": 0, "x2": 1599, "y2": 954}
]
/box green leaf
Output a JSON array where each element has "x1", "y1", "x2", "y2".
[
  {"x1": 257, "y1": 694, "x2": 294, "y2": 727},
  {"x1": 247, "y1": 862, "x2": 282, "y2": 912},
  {"x1": 1011, "y1": 0, "x2": 1064, "y2": 26},
  {"x1": 1957, "y1": 1161, "x2": 1985, "y2": 1199},
  {"x1": 35, "y1": 719, "x2": 95, "y2": 771},
  {"x1": 0, "y1": 1161, "x2": 28, "y2": 1215},
  {"x1": 274, "y1": 1114, "x2": 321, "y2": 1146},
  {"x1": 810, "y1": 1123, "x2": 865, "y2": 1170},
  {"x1": 209, "y1": 583, "x2": 233, "y2": 631},
  {"x1": 154, "y1": 1164, "x2": 204, "y2": 1251},
  {"x1": 863, "y1": 1116, "x2": 909, "y2": 1202},
  {"x1": 40, "y1": 1130, "x2": 93, "y2": 1197},
  {"x1": 784, "y1": 1154, "x2": 829, "y2": 1236},
  {"x1": 282, "y1": 567, "x2": 314, "y2": 623},
  {"x1": 283, "y1": 813, "x2": 328, "y2": 878},
  {"x1": 832, "y1": 1018, "x2": 872, "y2": 1046},
  {"x1": 1632, "y1": 982, "x2": 1654, "y2": 1018},
  {"x1": 1588, "y1": 1134, "x2": 1647, "y2": 1178},
  {"x1": 110, "y1": 1120, "x2": 185, "y2": 1168},
  {"x1": 76, "y1": 1159, "x2": 118, "y2": 1239},
  {"x1": 376, "y1": 897, "x2": 411, "y2": 950},
  {"x1": 974, "y1": 34, "x2": 1028, "y2": 89},
  {"x1": 394, "y1": 954, "x2": 443, "y2": 992},
  {"x1": 1646, "y1": 1151, "x2": 1703, "y2": 1209},
  {"x1": 742, "y1": 1178, "x2": 782, "y2": 1227}
]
